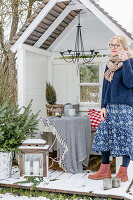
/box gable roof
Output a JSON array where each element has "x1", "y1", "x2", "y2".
[
  {"x1": 11, "y1": 0, "x2": 80, "y2": 51},
  {"x1": 11, "y1": 0, "x2": 133, "y2": 53},
  {"x1": 89, "y1": 0, "x2": 133, "y2": 40}
]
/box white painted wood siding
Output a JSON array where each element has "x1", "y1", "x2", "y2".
[
  {"x1": 52, "y1": 60, "x2": 79, "y2": 105},
  {"x1": 52, "y1": 57, "x2": 108, "y2": 115},
  {"x1": 50, "y1": 12, "x2": 115, "y2": 53},
  {"x1": 24, "y1": 50, "x2": 48, "y2": 130}
]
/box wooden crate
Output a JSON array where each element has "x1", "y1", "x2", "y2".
[{"x1": 46, "y1": 104, "x2": 64, "y2": 116}]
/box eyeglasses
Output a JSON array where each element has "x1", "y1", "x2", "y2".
[{"x1": 109, "y1": 44, "x2": 120, "y2": 49}]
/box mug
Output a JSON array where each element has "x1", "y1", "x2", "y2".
[{"x1": 68, "y1": 109, "x2": 75, "y2": 117}]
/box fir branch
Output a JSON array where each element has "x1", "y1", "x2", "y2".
[{"x1": 13, "y1": 177, "x2": 44, "y2": 190}]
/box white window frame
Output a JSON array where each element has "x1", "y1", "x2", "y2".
[{"x1": 79, "y1": 63, "x2": 101, "y2": 106}]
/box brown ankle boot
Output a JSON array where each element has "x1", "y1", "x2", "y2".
[
  {"x1": 88, "y1": 163, "x2": 112, "y2": 180},
  {"x1": 116, "y1": 166, "x2": 128, "y2": 182}
]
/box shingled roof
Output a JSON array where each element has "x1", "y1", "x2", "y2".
[
  {"x1": 11, "y1": 0, "x2": 133, "y2": 51},
  {"x1": 89, "y1": 0, "x2": 133, "y2": 40},
  {"x1": 11, "y1": 0, "x2": 80, "y2": 50}
]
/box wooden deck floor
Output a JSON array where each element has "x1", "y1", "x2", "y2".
[
  {"x1": 49, "y1": 153, "x2": 116, "y2": 174},
  {"x1": 0, "y1": 166, "x2": 133, "y2": 200}
]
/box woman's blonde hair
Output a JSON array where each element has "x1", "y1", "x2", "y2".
[{"x1": 110, "y1": 35, "x2": 133, "y2": 58}]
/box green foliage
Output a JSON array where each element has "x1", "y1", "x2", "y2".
[
  {"x1": 45, "y1": 81, "x2": 57, "y2": 105},
  {"x1": 80, "y1": 65, "x2": 99, "y2": 83},
  {"x1": 80, "y1": 65, "x2": 99, "y2": 103},
  {"x1": 50, "y1": 178, "x2": 59, "y2": 181},
  {"x1": 0, "y1": 187, "x2": 114, "y2": 199},
  {"x1": 80, "y1": 85, "x2": 99, "y2": 103},
  {"x1": 14, "y1": 176, "x2": 43, "y2": 190},
  {"x1": 0, "y1": 100, "x2": 40, "y2": 152}
]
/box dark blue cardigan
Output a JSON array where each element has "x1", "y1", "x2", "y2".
[{"x1": 101, "y1": 58, "x2": 133, "y2": 109}]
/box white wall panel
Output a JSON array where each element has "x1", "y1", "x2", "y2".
[
  {"x1": 51, "y1": 12, "x2": 114, "y2": 53},
  {"x1": 52, "y1": 61, "x2": 79, "y2": 105},
  {"x1": 25, "y1": 50, "x2": 48, "y2": 121},
  {"x1": 52, "y1": 56, "x2": 108, "y2": 115}
]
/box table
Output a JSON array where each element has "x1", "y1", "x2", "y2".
[{"x1": 43, "y1": 115, "x2": 91, "y2": 173}]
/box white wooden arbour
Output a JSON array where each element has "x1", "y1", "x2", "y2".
[
  {"x1": 11, "y1": 0, "x2": 133, "y2": 111},
  {"x1": 11, "y1": 0, "x2": 133, "y2": 173},
  {"x1": 11, "y1": 0, "x2": 133, "y2": 53}
]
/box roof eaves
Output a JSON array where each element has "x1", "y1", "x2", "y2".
[
  {"x1": 10, "y1": 0, "x2": 49, "y2": 45},
  {"x1": 89, "y1": 0, "x2": 133, "y2": 40}
]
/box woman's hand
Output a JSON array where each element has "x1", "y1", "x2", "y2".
[
  {"x1": 101, "y1": 108, "x2": 106, "y2": 122},
  {"x1": 118, "y1": 49, "x2": 128, "y2": 61}
]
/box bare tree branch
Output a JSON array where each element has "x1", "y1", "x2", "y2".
[
  {"x1": 0, "y1": 0, "x2": 44, "y2": 104},
  {"x1": 9, "y1": 0, "x2": 19, "y2": 41}
]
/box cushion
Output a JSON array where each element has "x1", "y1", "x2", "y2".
[{"x1": 88, "y1": 109, "x2": 101, "y2": 128}]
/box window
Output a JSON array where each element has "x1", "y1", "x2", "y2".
[{"x1": 80, "y1": 64, "x2": 100, "y2": 104}]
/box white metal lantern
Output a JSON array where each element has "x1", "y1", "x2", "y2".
[{"x1": 19, "y1": 139, "x2": 49, "y2": 177}]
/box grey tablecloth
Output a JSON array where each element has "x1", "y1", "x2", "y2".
[{"x1": 43, "y1": 115, "x2": 91, "y2": 173}]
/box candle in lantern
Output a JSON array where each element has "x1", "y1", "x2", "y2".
[
  {"x1": 33, "y1": 161, "x2": 40, "y2": 175},
  {"x1": 39, "y1": 164, "x2": 43, "y2": 176},
  {"x1": 25, "y1": 161, "x2": 30, "y2": 175},
  {"x1": 39, "y1": 159, "x2": 43, "y2": 176}
]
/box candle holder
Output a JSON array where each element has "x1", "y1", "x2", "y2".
[
  {"x1": 19, "y1": 139, "x2": 49, "y2": 177},
  {"x1": 103, "y1": 178, "x2": 112, "y2": 190},
  {"x1": 112, "y1": 177, "x2": 121, "y2": 188}
]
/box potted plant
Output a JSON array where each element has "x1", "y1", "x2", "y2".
[
  {"x1": 45, "y1": 81, "x2": 57, "y2": 105},
  {"x1": 45, "y1": 82, "x2": 63, "y2": 116},
  {"x1": 0, "y1": 100, "x2": 39, "y2": 180}
]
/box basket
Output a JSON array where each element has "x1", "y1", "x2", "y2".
[{"x1": 46, "y1": 104, "x2": 64, "y2": 116}]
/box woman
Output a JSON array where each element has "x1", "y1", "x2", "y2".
[{"x1": 88, "y1": 35, "x2": 133, "y2": 182}]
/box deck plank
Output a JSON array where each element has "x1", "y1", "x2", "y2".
[
  {"x1": 48, "y1": 170, "x2": 64, "y2": 180},
  {"x1": 0, "y1": 168, "x2": 133, "y2": 200}
]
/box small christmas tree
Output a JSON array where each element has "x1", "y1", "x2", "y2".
[
  {"x1": 0, "y1": 100, "x2": 39, "y2": 152},
  {"x1": 45, "y1": 81, "x2": 57, "y2": 105}
]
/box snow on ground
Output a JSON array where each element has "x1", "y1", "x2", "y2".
[
  {"x1": 0, "y1": 193, "x2": 86, "y2": 200},
  {"x1": 0, "y1": 162, "x2": 133, "y2": 200},
  {"x1": 0, "y1": 193, "x2": 51, "y2": 200}
]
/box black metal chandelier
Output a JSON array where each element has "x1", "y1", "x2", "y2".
[{"x1": 60, "y1": 13, "x2": 99, "y2": 63}]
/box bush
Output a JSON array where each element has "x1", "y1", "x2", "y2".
[{"x1": 0, "y1": 100, "x2": 40, "y2": 152}]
